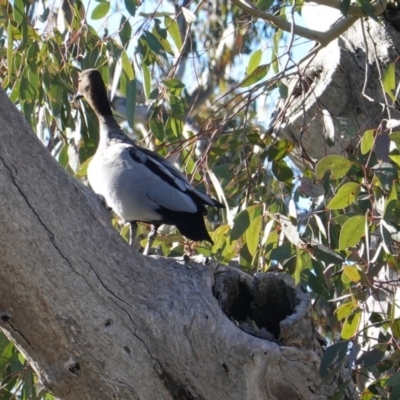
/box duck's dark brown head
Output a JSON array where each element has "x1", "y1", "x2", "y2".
[{"x1": 76, "y1": 69, "x2": 113, "y2": 117}]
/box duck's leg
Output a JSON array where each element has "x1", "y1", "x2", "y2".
[
  {"x1": 143, "y1": 225, "x2": 159, "y2": 255},
  {"x1": 129, "y1": 222, "x2": 139, "y2": 248}
]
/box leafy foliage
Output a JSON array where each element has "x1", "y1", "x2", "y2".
[{"x1": 0, "y1": 0, "x2": 399, "y2": 398}]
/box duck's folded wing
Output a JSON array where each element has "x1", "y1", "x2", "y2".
[
  {"x1": 136, "y1": 146, "x2": 223, "y2": 208},
  {"x1": 127, "y1": 146, "x2": 201, "y2": 213}
]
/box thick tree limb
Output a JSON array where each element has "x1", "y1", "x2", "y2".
[{"x1": 0, "y1": 88, "x2": 355, "y2": 399}]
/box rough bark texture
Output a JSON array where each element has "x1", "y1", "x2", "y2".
[
  {"x1": 277, "y1": 15, "x2": 400, "y2": 169},
  {"x1": 0, "y1": 88, "x2": 356, "y2": 399}
]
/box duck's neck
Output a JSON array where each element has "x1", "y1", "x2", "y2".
[{"x1": 97, "y1": 115, "x2": 123, "y2": 147}]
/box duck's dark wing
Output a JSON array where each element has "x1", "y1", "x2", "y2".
[{"x1": 130, "y1": 145, "x2": 224, "y2": 211}]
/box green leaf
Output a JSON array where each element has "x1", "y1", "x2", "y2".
[
  {"x1": 144, "y1": 30, "x2": 164, "y2": 56},
  {"x1": 165, "y1": 16, "x2": 182, "y2": 51},
  {"x1": 294, "y1": 250, "x2": 303, "y2": 284},
  {"x1": 164, "y1": 78, "x2": 185, "y2": 95},
  {"x1": 389, "y1": 131, "x2": 400, "y2": 147},
  {"x1": 332, "y1": 381, "x2": 352, "y2": 400},
  {"x1": 361, "y1": 129, "x2": 375, "y2": 154},
  {"x1": 373, "y1": 162, "x2": 398, "y2": 190},
  {"x1": 170, "y1": 95, "x2": 185, "y2": 118},
  {"x1": 339, "y1": 215, "x2": 366, "y2": 249},
  {"x1": 319, "y1": 341, "x2": 349, "y2": 378},
  {"x1": 149, "y1": 117, "x2": 164, "y2": 142},
  {"x1": 356, "y1": 0, "x2": 379, "y2": 22},
  {"x1": 313, "y1": 244, "x2": 344, "y2": 264},
  {"x1": 270, "y1": 242, "x2": 295, "y2": 261},
  {"x1": 272, "y1": 159, "x2": 294, "y2": 182},
  {"x1": 336, "y1": 301, "x2": 355, "y2": 320},
  {"x1": 279, "y1": 83, "x2": 289, "y2": 99},
  {"x1": 257, "y1": 0, "x2": 274, "y2": 10},
  {"x1": 153, "y1": 24, "x2": 173, "y2": 55},
  {"x1": 343, "y1": 265, "x2": 362, "y2": 282},
  {"x1": 142, "y1": 63, "x2": 151, "y2": 100},
  {"x1": 124, "y1": 0, "x2": 137, "y2": 17},
  {"x1": 240, "y1": 65, "x2": 269, "y2": 88},
  {"x1": 246, "y1": 215, "x2": 262, "y2": 256},
  {"x1": 247, "y1": 49, "x2": 262, "y2": 75},
  {"x1": 315, "y1": 155, "x2": 353, "y2": 179},
  {"x1": 308, "y1": 260, "x2": 331, "y2": 298},
  {"x1": 7, "y1": 22, "x2": 13, "y2": 81},
  {"x1": 383, "y1": 62, "x2": 396, "y2": 101},
  {"x1": 386, "y1": 373, "x2": 400, "y2": 387},
  {"x1": 119, "y1": 16, "x2": 132, "y2": 47},
  {"x1": 14, "y1": 0, "x2": 25, "y2": 26},
  {"x1": 231, "y1": 209, "x2": 250, "y2": 241},
  {"x1": 91, "y1": 2, "x2": 110, "y2": 20},
  {"x1": 126, "y1": 78, "x2": 136, "y2": 129},
  {"x1": 340, "y1": 0, "x2": 350, "y2": 16},
  {"x1": 75, "y1": 157, "x2": 92, "y2": 178},
  {"x1": 341, "y1": 309, "x2": 361, "y2": 339},
  {"x1": 327, "y1": 182, "x2": 361, "y2": 210},
  {"x1": 121, "y1": 51, "x2": 134, "y2": 80},
  {"x1": 389, "y1": 154, "x2": 400, "y2": 168},
  {"x1": 391, "y1": 318, "x2": 400, "y2": 339},
  {"x1": 267, "y1": 140, "x2": 294, "y2": 161},
  {"x1": 165, "y1": 116, "x2": 182, "y2": 139},
  {"x1": 356, "y1": 349, "x2": 384, "y2": 368}
]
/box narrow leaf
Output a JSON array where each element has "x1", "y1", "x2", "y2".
[
  {"x1": 231, "y1": 209, "x2": 250, "y2": 241},
  {"x1": 149, "y1": 117, "x2": 164, "y2": 141},
  {"x1": 319, "y1": 341, "x2": 349, "y2": 378},
  {"x1": 247, "y1": 49, "x2": 262, "y2": 75},
  {"x1": 336, "y1": 301, "x2": 355, "y2": 321},
  {"x1": 341, "y1": 309, "x2": 361, "y2": 339},
  {"x1": 13, "y1": 0, "x2": 25, "y2": 26},
  {"x1": 355, "y1": 349, "x2": 384, "y2": 367},
  {"x1": 240, "y1": 65, "x2": 268, "y2": 88},
  {"x1": 7, "y1": 21, "x2": 13, "y2": 81},
  {"x1": 142, "y1": 63, "x2": 151, "y2": 100},
  {"x1": 126, "y1": 78, "x2": 136, "y2": 129},
  {"x1": 246, "y1": 215, "x2": 262, "y2": 256},
  {"x1": 383, "y1": 62, "x2": 396, "y2": 101},
  {"x1": 91, "y1": 2, "x2": 110, "y2": 20},
  {"x1": 360, "y1": 129, "x2": 374, "y2": 154},
  {"x1": 343, "y1": 265, "x2": 361, "y2": 283},
  {"x1": 165, "y1": 16, "x2": 182, "y2": 51},
  {"x1": 272, "y1": 159, "x2": 294, "y2": 182},
  {"x1": 124, "y1": 0, "x2": 137, "y2": 17},
  {"x1": 121, "y1": 50, "x2": 134, "y2": 80},
  {"x1": 119, "y1": 16, "x2": 132, "y2": 47}
]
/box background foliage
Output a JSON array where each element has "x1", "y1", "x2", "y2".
[{"x1": 0, "y1": 0, "x2": 399, "y2": 398}]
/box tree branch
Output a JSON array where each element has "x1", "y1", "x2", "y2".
[{"x1": 230, "y1": 0, "x2": 386, "y2": 46}]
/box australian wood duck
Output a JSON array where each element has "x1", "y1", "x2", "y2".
[{"x1": 76, "y1": 69, "x2": 224, "y2": 254}]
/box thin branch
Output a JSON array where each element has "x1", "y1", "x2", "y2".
[{"x1": 231, "y1": 0, "x2": 386, "y2": 47}]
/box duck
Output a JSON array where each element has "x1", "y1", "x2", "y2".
[{"x1": 75, "y1": 69, "x2": 224, "y2": 254}]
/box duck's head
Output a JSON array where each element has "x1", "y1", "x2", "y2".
[{"x1": 76, "y1": 69, "x2": 113, "y2": 117}]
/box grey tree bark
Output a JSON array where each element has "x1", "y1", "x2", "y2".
[{"x1": 0, "y1": 87, "x2": 357, "y2": 398}]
